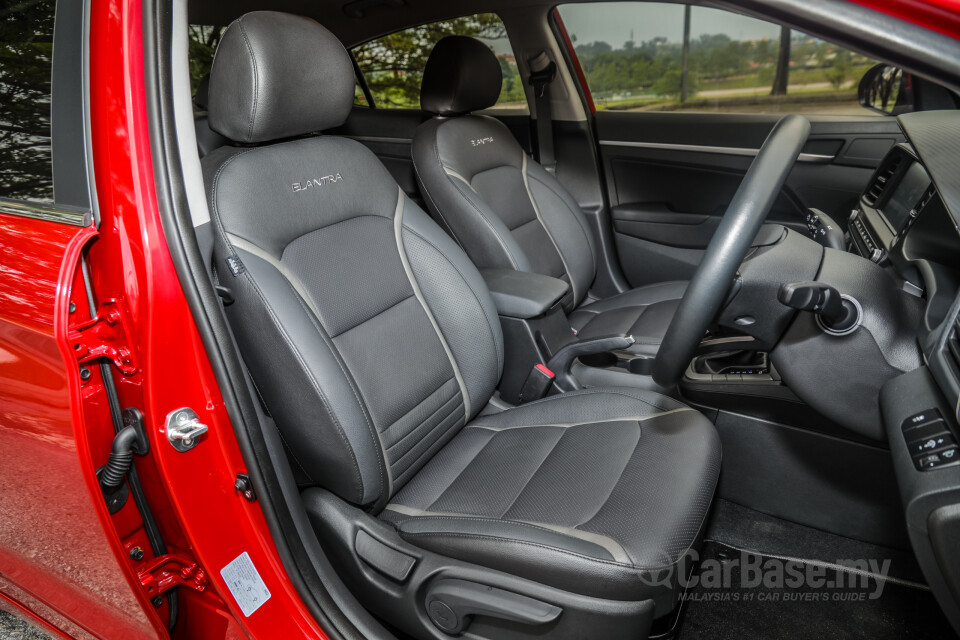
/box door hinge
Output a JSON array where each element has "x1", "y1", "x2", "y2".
[
  {"x1": 138, "y1": 552, "x2": 208, "y2": 598},
  {"x1": 68, "y1": 298, "x2": 138, "y2": 375}
]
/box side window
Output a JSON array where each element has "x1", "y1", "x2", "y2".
[
  {"x1": 0, "y1": 0, "x2": 56, "y2": 203},
  {"x1": 352, "y1": 14, "x2": 527, "y2": 112},
  {"x1": 557, "y1": 3, "x2": 880, "y2": 116}
]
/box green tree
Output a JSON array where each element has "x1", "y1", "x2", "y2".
[
  {"x1": 0, "y1": 0, "x2": 55, "y2": 201},
  {"x1": 188, "y1": 25, "x2": 224, "y2": 94},
  {"x1": 824, "y1": 50, "x2": 851, "y2": 89}
]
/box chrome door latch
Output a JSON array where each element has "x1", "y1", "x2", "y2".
[{"x1": 165, "y1": 408, "x2": 208, "y2": 452}]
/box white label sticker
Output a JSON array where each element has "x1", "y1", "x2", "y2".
[{"x1": 220, "y1": 551, "x2": 271, "y2": 617}]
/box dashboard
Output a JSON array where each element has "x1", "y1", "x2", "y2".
[{"x1": 851, "y1": 110, "x2": 960, "y2": 632}]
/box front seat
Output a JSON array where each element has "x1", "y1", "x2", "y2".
[
  {"x1": 412, "y1": 36, "x2": 687, "y2": 356},
  {"x1": 202, "y1": 12, "x2": 720, "y2": 639}
]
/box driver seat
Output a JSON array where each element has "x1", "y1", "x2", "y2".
[
  {"x1": 412, "y1": 36, "x2": 687, "y2": 356},
  {"x1": 202, "y1": 12, "x2": 720, "y2": 639}
]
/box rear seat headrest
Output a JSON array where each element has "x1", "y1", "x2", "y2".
[
  {"x1": 420, "y1": 36, "x2": 503, "y2": 116},
  {"x1": 208, "y1": 11, "x2": 354, "y2": 143}
]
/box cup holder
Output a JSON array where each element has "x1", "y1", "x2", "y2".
[
  {"x1": 626, "y1": 356, "x2": 655, "y2": 376},
  {"x1": 578, "y1": 351, "x2": 655, "y2": 376},
  {"x1": 578, "y1": 351, "x2": 618, "y2": 369}
]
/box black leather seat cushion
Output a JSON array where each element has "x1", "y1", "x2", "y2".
[{"x1": 381, "y1": 388, "x2": 720, "y2": 611}]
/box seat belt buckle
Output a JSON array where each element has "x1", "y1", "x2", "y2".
[{"x1": 518, "y1": 364, "x2": 555, "y2": 404}]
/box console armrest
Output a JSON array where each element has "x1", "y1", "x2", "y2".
[{"x1": 480, "y1": 269, "x2": 570, "y2": 319}]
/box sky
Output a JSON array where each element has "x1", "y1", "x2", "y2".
[{"x1": 557, "y1": 3, "x2": 784, "y2": 48}]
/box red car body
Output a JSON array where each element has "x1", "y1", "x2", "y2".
[{"x1": 0, "y1": 1, "x2": 957, "y2": 638}]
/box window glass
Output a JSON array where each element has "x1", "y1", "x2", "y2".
[
  {"x1": 352, "y1": 14, "x2": 527, "y2": 111},
  {"x1": 0, "y1": 0, "x2": 56, "y2": 203},
  {"x1": 557, "y1": 3, "x2": 880, "y2": 116}
]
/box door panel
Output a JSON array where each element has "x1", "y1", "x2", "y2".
[{"x1": 595, "y1": 111, "x2": 906, "y2": 287}]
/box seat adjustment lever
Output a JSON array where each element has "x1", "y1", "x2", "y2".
[{"x1": 425, "y1": 578, "x2": 561, "y2": 635}]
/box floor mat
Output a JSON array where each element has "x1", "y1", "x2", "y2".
[
  {"x1": 677, "y1": 540, "x2": 956, "y2": 639},
  {"x1": 705, "y1": 498, "x2": 925, "y2": 584}
]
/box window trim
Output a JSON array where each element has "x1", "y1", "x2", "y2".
[
  {"x1": 0, "y1": 197, "x2": 92, "y2": 227},
  {"x1": 0, "y1": 0, "x2": 95, "y2": 226}
]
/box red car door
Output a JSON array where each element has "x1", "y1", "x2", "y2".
[
  {"x1": 2, "y1": 1, "x2": 333, "y2": 638},
  {"x1": 0, "y1": 2, "x2": 162, "y2": 638}
]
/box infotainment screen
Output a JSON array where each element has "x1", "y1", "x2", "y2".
[{"x1": 881, "y1": 161, "x2": 930, "y2": 233}]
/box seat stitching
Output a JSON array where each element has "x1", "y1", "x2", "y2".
[
  {"x1": 521, "y1": 153, "x2": 579, "y2": 303},
  {"x1": 224, "y1": 231, "x2": 387, "y2": 502},
  {"x1": 394, "y1": 188, "x2": 471, "y2": 419},
  {"x1": 274, "y1": 417, "x2": 315, "y2": 483},
  {"x1": 390, "y1": 514, "x2": 628, "y2": 562},
  {"x1": 424, "y1": 430, "x2": 499, "y2": 512},
  {"x1": 426, "y1": 125, "x2": 522, "y2": 270},
  {"x1": 447, "y1": 175, "x2": 522, "y2": 270},
  {"x1": 412, "y1": 141, "x2": 467, "y2": 252},
  {"x1": 236, "y1": 18, "x2": 259, "y2": 141},
  {"x1": 327, "y1": 294, "x2": 415, "y2": 340},
  {"x1": 225, "y1": 234, "x2": 390, "y2": 498},
  {"x1": 528, "y1": 170, "x2": 598, "y2": 278},
  {"x1": 382, "y1": 377, "x2": 458, "y2": 443},
  {"x1": 403, "y1": 226, "x2": 504, "y2": 377},
  {"x1": 398, "y1": 531, "x2": 680, "y2": 572},
  {"x1": 220, "y1": 245, "x2": 366, "y2": 502},
  {"x1": 467, "y1": 408, "x2": 690, "y2": 431},
  {"x1": 573, "y1": 424, "x2": 645, "y2": 565},
  {"x1": 494, "y1": 387, "x2": 677, "y2": 414},
  {"x1": 208, "y1": 148, "x2": 372, "y2": 500},
  {"x1": 387, "y1": 396, "x2": 463, "y2": 460},
  {"x1": 284, "y1": 279, "x2": 389, "y2": 497},
  {"x1": 497, "y1": 429, "x2": 566, "y2": 518},
  {"x1": 391, "y1": 406, "x2": 466, "y2": 482}
]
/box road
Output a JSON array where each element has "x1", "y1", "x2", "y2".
[{"x1": 0, "y1": 610, "x2": 53, "y2": 640}]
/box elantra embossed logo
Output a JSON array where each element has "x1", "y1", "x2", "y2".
[
  {"x1": 471, "y1": 137, "x2": 494, "y2": 147},
  {"x1": 292, "y1": 173, "x2": 344, "y2": 193}
]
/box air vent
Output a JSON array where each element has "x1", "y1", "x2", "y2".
[
  {"x1": 916, "y1": 185, "x2": 938, "y2": 214},
  {"x1": 864, "y1": 155, "x2": 904, "y2": 206}
]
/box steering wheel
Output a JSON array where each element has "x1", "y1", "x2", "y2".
[{"x1": 652, "y1": 115, "x2": 811, "y2": 386}]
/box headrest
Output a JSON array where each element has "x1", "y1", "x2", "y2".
[
  {"x1": 208, "y1": 11, "x2": 354, "y2": 143},
  {"x1": 420, "y1": 36, "x2": 502, "y2": 116}
]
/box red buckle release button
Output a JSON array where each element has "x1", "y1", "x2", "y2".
[{"x1": 535, "y1": 364, "x2": 555, "y2": 378}]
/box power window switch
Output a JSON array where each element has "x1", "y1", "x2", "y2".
[{"x1": 902, "y1": 409, "x2": 943, "y2": 431}]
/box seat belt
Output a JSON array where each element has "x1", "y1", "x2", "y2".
[{"x1": 528, "y1": 51, "x2": 558, "y2": 174}]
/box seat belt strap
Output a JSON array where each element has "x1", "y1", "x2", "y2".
[{"x1": 528, "y1": 51, "x2": 558, "y2": 174}]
